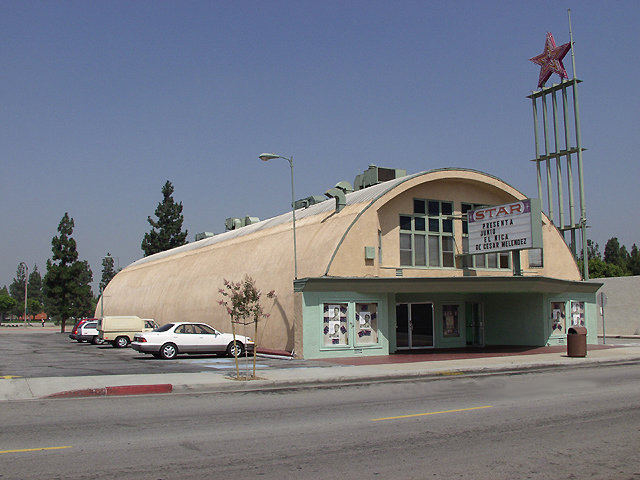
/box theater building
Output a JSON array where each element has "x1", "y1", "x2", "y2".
[{"x1": 98, "y1": 166, "x2": 601, "y2": 359}]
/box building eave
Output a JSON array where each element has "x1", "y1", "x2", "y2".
[{"x1": 294, "y1": 276, "x2": 603, "y2": 295}]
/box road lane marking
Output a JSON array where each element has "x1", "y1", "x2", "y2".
[
  {"x1": 0, "y1": 446, "x2": 72, "y2": 454},
  {"x1": 372, "y1": 405, "x2": 493, "y2": 422},
  {"x1": 1, "y1": 375, "x2": 21, "y2": 379}
]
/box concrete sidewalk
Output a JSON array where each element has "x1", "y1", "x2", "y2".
[{"x1": 2, "y1": 344, "x2": 640, "y2": 401}]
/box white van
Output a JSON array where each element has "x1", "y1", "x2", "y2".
[{"x1": 97, "y1": 316, "x2": 158, "y2": 348}]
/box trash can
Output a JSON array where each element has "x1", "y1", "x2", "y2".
[{"x1": 567, "y1": 326, "x2": 587, "y2": 357}]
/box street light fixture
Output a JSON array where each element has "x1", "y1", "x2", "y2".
[
  {"x1": 259, "y1": 153, "x2": 298, "y2": 279},
  {"x1": 19, "y1": 262, "x2": 28, "y2": 327}
]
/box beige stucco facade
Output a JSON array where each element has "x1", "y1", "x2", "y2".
[{"x1": 97, "y1": 168, "x2": 584, "y2": 354}]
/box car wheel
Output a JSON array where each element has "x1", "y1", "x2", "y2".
[
  {"x1": 159, "y1": 343, "x2": 178, "y2": 360},
  {"x1": 114, "y1": 336, "x2": 130, "y2": 348},
  {"x1": 91, "y1": 336, "x2": 104, "y2": 345},
  {"x1": 226, "y1": 341, "x2": 245, "y2": 357}
]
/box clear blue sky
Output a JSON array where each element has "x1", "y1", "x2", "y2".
[{"x1": 2, "y1": 0, "x2": 639, "y2": 291}]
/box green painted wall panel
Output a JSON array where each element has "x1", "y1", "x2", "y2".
[
  {"x1": 302, "y1": 291, "x2": 391, "y2": 359},
  {"x1": 301, "y1": 289, "x2": 598, "y2": 358}
]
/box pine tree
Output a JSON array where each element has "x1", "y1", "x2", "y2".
[
  {"x1": 28, "y1": 265, "x2": 43, "y2": 304},
  {"x1": 603, "y1": 237, "x2": 628, "y2": 269},
  {"x1": 9, "y1": 264, "x2": 27, "y2": 316},
  {"x1": 100, "y1": 253, "x2": 117, "y2": 291},
  {"x1": 27, "y1": 265, "x2": 44, "y2": 318},
  {"x1": 43, "y1": 213, "x2": 94, "y2": 332},
  {"x1": 141, "y1": 180, "x2": 188, "y2": 257},
  {"x1": 629, "y1": 244, "x2": 640, "y2": 276}
]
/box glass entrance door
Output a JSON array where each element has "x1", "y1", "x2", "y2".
[
  {"x1": 470, "y1": 303, "x2": 484, "y2": 347},
  {"x1": 396, "y1": 303, "x2": 434, "y2": 349}
]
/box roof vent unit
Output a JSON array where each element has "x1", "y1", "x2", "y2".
[
  {"x1": 294, "y1": 195, "x2": 327, "y2": 210},
  {"x1": 325, "y1": 181, "x2": 352, "y2": 213},
  {"x1": 225, "y1": 216, "x2": 260, "y2": 231},
  {"x1": 354, "y1": 164, "x2": 406, "y2": 190},
  {"x1": 195, "y1": 232, "x2": 215, "y2": 241},
  {"x1": 334, "y1": 181, "x2": 353, "y2": 194},
  {"x1": 225, "y1": 217, "x2": 242, "y2": 231}
]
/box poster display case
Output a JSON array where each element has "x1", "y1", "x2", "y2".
[
  {"x1": 356, "y1": 303, "x2": 378, "y2": 345},
  {"x1": 323, "y1": 303, "x2": 349, "y2": 346}
]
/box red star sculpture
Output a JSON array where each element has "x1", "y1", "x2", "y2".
[{"x1": 530, "y1": 32, "x2": 572, "y2": 88}]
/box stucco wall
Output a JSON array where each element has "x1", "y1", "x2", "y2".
[
  {"x1": 329, "y1": 170, "x2": 581, "y2": 281},
  {"x1": 589, "y1": 275, "x2": 640, "y2": 336}
]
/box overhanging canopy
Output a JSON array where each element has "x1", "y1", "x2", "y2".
[{"x1": 295, "y1": 276, "x2": 602, "y2": 295}]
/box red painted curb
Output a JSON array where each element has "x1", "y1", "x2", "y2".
[
  {"x1": 47, "y1": 387, "x2": 106, "y2": 398},
  {"x1": 45, "y1": 384, "x2": 173, "y2": 398},
  {"x1": 106, "y1": 384, "x2": 172, "y2": 396}
]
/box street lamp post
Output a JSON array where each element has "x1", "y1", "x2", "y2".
[
  {"x1": 259, "y1": 153, "x2": 298, "y2": 279},
  {"x1": 19, "y1": 262, "x2": 28, "y2": 327}
]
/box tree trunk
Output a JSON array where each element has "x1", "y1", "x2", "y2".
[
  {"x1": 231, "y1": 320, "x2": 240, "y2": 379},
  {"x1": 252, "y1": 317, "x2": 258, "y2": 378}
]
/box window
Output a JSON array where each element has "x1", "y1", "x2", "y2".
[
  {"x1": 400, "y1": 199, "x2": 454, "y2": 267},
  {"x1": 177, "y1": 324, "x2": 196, "y2": 334},
  {"x1": 323, "y1": 303, "x2": 349, "y2": 346},
  {"x1": 356, "y1": 303, "x2": 378, "y2": 345},
  {"x1": 154, "y1": 323, "x2": 174, "y2": 332},
  {"x1": 461, "y1": 202, "x2": 511, "y2": 270},
  {"x1": 195, "y1": 324, "x2": 216, "y2": 335}
]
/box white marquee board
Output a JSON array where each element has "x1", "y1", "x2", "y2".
[{"x1": 467, "y1": 199, "x2": 542, "y2": 255}]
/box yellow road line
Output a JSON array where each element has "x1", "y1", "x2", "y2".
[
  {"x1": 0, "y1": 446, "x2": 72, "y2": 454},
  {"x1": 1, "y1": 375, "x2": 22, "y2": 379},
  {"x1": 372, "y1": 405, "x2": 493, "y2": 422}
]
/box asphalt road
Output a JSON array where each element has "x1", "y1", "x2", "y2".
[
  {"x1": 0, "y1": 331, "x2": 328, "y2": 378},
  {"x1": 1, "y1": 363, "x2": 639, "y2": 479}
]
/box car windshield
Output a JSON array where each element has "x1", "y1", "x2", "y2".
[{"x1": 153, "y1": 323, "x2": 175, "y2": 332}]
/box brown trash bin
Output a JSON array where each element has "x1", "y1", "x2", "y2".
[{"x1": 567, "y1": 326, "x2": 587, "y2": 357}]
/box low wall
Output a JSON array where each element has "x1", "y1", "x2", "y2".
[{"x1": 589, "y1": 275, "x2": 640, "y2": 336}]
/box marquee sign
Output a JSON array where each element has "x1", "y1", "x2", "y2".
[{"x1": 467, "y1": 199, "x2": 542, "y2": 255}]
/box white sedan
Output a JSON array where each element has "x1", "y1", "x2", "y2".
[{"x1": 131, "y1": 322, "x2": 253, "y2": 360}]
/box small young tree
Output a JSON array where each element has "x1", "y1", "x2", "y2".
[
  {"x1": 218, "y1": 276, "x2": 275, "y2": 379},
  {"x1": 141, "y1": 180, "x2": 188, "y2": 257},
  {"x1": 43, "y1": 213, "x2": 94, "y2": 332}
]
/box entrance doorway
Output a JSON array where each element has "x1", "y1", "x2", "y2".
[
  {"x1": 468, "y1": 302, "x2": 484, "y2": 347},
  {"x1": 396, "y1": 303, "x2": 434, "y2": 349}
]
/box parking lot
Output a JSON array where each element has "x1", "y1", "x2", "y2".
[{"x1": 0, "y1": 328, "x2": 327, "y2": 378}]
